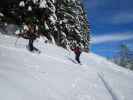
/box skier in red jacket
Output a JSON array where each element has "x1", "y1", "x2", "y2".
[{"x1": 72, "y1": 45, "x2": 82, "y2": 64}]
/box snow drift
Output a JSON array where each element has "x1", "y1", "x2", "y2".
[{"x1": 0, "y1": 33, "x2": 133, "y2": 100}]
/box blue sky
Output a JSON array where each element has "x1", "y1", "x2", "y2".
[{"x1": 83, "y1": 0, "x2": 133, "y2": 58}]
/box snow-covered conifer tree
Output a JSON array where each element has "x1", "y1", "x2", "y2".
[{"x1": 0, "y1": 0, "x2": 90, "y2": 52}]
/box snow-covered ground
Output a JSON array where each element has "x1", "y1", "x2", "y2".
[{"x1": 0, "y1": 33, "x2": 133, "y2": 100}]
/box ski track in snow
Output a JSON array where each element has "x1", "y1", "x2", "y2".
[
  {"x1": 0, "y1": 34, "x2": 133, "y2": 100},
  {"x1": 98, "y1": 73, "x2": 119, "y2": 100}
]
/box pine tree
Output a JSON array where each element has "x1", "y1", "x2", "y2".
[
  {"x1": 113, "y1": 44, "x2": 133, "y2": 70},
  {"x1": 55, "y1": 0, "x2": 90, "y2": 51},
  {"x1": 119, "y1": 44, "x2": 129, "y2": 67}
]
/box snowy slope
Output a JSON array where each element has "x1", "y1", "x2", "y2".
[{"x1": 0, "y1": 33, "x2": 133, "y2": 100}]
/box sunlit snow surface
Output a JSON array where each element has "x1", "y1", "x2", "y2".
[{"x1": 0, "y1": 33, "x2": 133, "y2": 100}]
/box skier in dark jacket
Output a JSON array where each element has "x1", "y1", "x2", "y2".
[
  {"x1": 72, "y1": 45, "x2": 82, "y2": 64},
  {"x1": 27, "y1": 24, "x2": 39, "y2": 52},
  {"x1": 17, "y1": 24, "x2": 40, "y2": 53}
]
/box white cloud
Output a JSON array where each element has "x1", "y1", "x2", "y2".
[
  {"x1": 111, "y1": 12, "x2": 133, "y2": 24},
  {"x1": 91, "y1": 32, "x2": 133, "y2": 44}
]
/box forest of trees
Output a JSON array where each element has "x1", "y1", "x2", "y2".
[{"x1": 0, "y1": 0, "x2": 90, "y2": 52}]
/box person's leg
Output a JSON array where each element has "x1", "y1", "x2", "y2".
[
  {"x1": 28, "y1": 39, "x2": 34, "y2": 51},
  {"x1": 33, "y1": 46, "x2": 39, "y2": 52},
  {"x1": 28, "y1": 39, "x2": 40, "y2": 52},
  {"x1": 75, "y1": 54, "x2": 80, "y2": 63}
]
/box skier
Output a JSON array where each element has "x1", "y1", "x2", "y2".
[
  {"x1": 16, "y1": 24, "x2": 40, "y2": 53},
  {"x1": 26, "y1": 24, "x2": 39, "y2": 52},
  {"x1": 72, "y1": 45, "x2": 82, "y2": 64}
]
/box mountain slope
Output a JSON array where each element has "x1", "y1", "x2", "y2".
[{"x1": 0, "y1": 34, "x2": 133, "y2": 100}]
